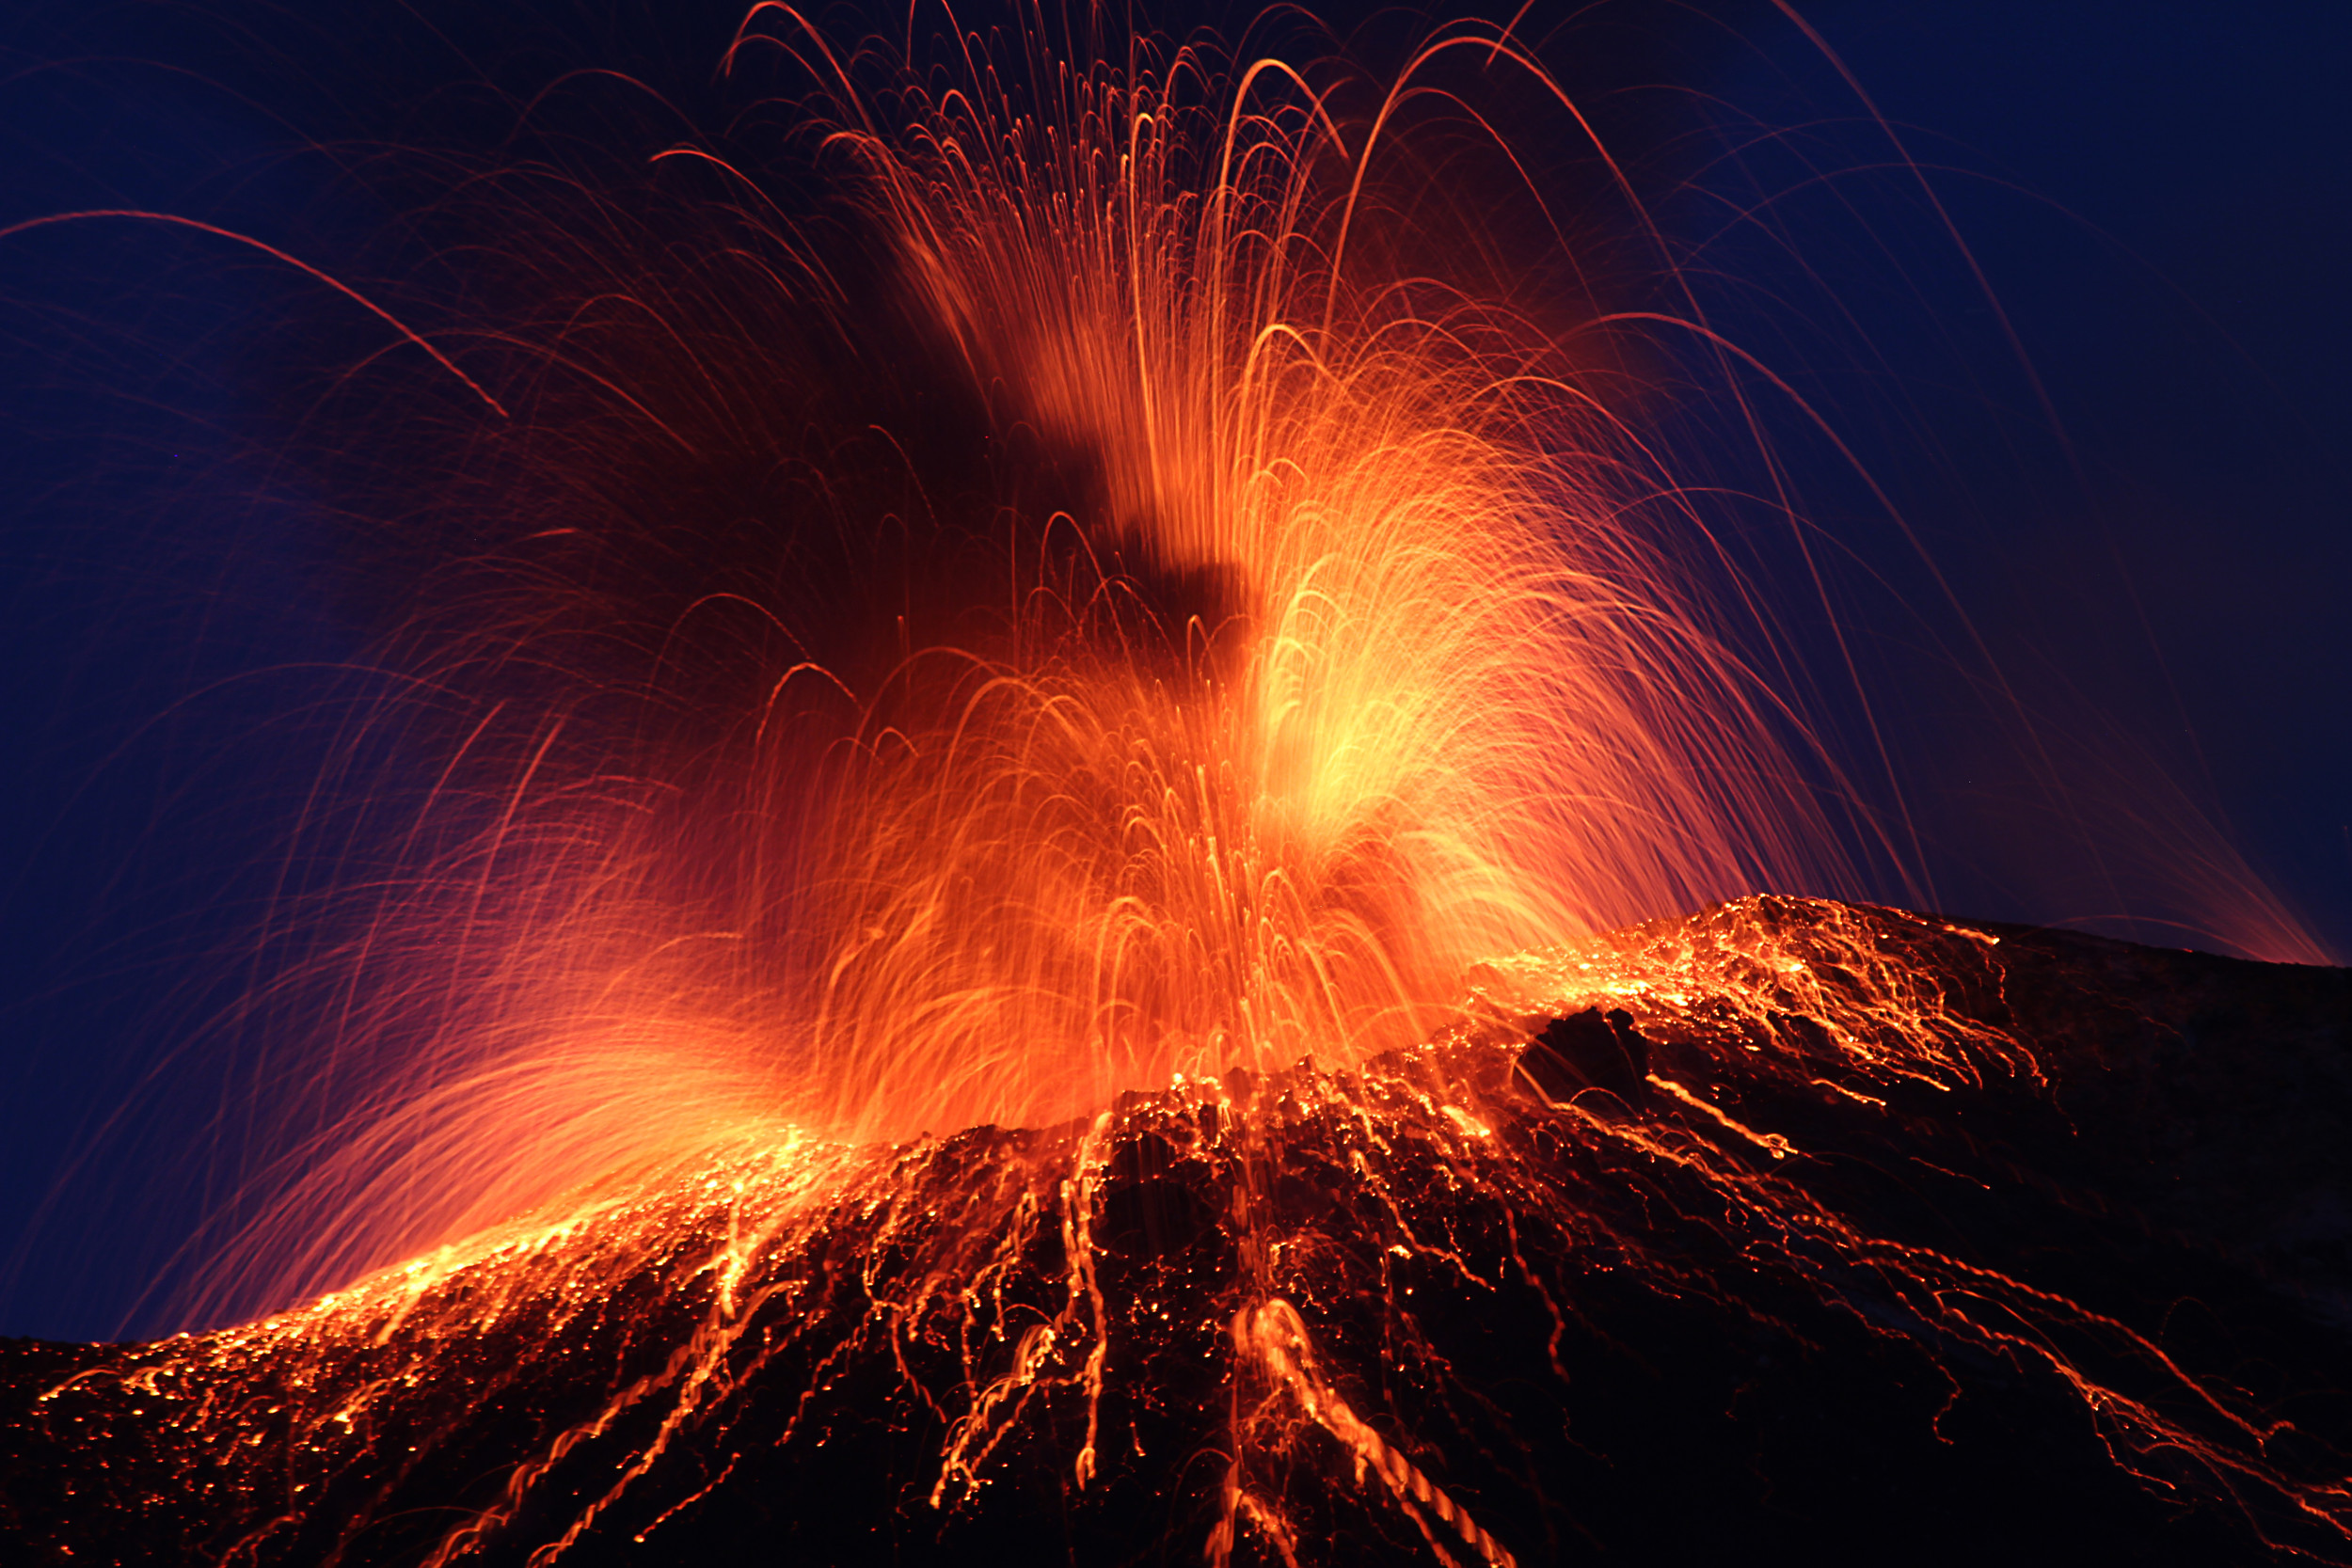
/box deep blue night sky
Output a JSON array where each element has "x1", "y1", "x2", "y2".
[{"x1": 2, "y1": 1, "x2": 2345, "y2": 1341}]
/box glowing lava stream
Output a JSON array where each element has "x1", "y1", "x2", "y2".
[{"x1": 34, "y1": 8, "x2": 2348, "y2": 1568}]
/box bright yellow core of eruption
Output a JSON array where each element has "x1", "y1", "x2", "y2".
[{"x1": 772, "y1": 59, "x2": 1833, "y2": 1143}]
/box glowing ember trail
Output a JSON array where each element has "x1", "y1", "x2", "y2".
[{"x1": 3, "y1": 8, "x2": 2348, "y2": 1567}]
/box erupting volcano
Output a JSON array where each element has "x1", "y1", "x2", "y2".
[{"x1": 4, "y1": 5, "x2": 2347, "y2": 1565}]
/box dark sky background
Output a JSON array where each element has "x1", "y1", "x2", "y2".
[{"x1": 0, "y1": 0, "x2": 2344, "y2": 1341}]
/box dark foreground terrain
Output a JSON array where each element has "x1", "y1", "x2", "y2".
[{"x1": 5, "y1": 898, "x2": 2349, "y2": 1566}]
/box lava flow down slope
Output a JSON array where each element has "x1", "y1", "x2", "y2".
[
  {"x1": 7, "y1": 897, "x2": 2352, "y2": 1565},
  {"x1": 2, "y1": 5, "x2": 2347, "y2": 1566}
]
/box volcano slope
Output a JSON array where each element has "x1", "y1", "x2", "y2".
[{"x1": 5, "y1": 895, "x2": 2349, "y2": 1567}]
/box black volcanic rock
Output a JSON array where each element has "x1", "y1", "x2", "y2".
[
  {"x1": 1522, "y1": 1006, "x2": 1652, "y2": 1104},
  {"x1": 5, "y1": 898, "x2": 2350, "y2": 1566}
]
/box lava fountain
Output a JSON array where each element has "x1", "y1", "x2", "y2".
[
  {"x1": 187, "y1": 6, "x2": 1870, "y2": 1311},
  {"x1": 757, "y1": 11, "x2": 1863, "y2": 1137},
  {"x1": 5, "y1": 8, "x2": 2348, "y2": 1567}
]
